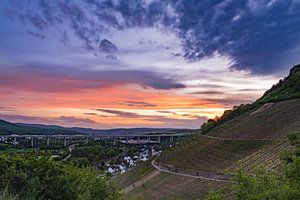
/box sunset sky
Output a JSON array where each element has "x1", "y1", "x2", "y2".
[{"x1": 0, "y1": 0, "x2": 299, "y2": 129}]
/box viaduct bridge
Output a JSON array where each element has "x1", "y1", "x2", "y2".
[{"x1": 1, "y1": 132, "x2": 196, "y2": 147}]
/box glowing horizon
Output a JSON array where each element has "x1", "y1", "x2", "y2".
[{"x1": 1, "y1": 0, "x2": 298, "y2": 129}]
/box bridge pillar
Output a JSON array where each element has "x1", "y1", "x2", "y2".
[
  {"x1": 170, "y1": 136, "x2": 174, "y2": 143},
  {"x1": 13, "y1": 137, "x2": 17, "y2": 146},
  {"x1": 158, "y1": 136, "x2": 161, "y2": 144},
  {"x1": 64, "y1": 137, "x2": 67, "y2": 147},
  {"x1": 31, "y1": 137, "x2": 34, "y2": 147}
]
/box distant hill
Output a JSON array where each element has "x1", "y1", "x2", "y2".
[
  {"x1": 70, "y1": 127, "x2": 197, "y2": 136},
  {"x1": 0, "y1": 120, "x2": 79, "y2": 135},
  {"x1": 1, "y1": 120, "x2": 197, "y2": 136}
]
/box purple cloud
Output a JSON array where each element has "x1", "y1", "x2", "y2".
[
  {"x1": 0, "y1": 64, "x2": 186, "y2": 92},
  {"x1": 122, "y1": 101, "x2": 157, "y2": 108},
  {"x1": 56, "y1": 116, "x2": 96, "y2": 124},
  {"x1": 96, "y1": 109, "x2": 140, "y2": 118}
]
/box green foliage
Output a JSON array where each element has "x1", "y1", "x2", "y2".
[
  {"x1": 207, "y1": 133, "x2": 300, "y2": 200},
  {"x1": 201, "y1": 65, "x2": 300, "y2": 134},
  {"x1": 201, "y1": 103, "x2": 257, "y2": 134},
  {"x1": 207, "y1": 190, "x2": 223, "y2": 200},
  {"x1": 70, "y1": 144, "x2": 121, "y2": 165},
  {"x1": 201, "y1": 119, "x2": 217, "y2": 134},
  {"x1": 0, "y1": 189, "x2": 18, "y2": 200},
  {"x1": 258, "y1": 65, "x2": 300, "y2": 103},
  {"x1": 0, "y1": 154, "x2": 123, "y2": 200}
]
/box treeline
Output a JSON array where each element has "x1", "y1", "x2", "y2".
[
  {"x1": 207, "y1": 132, "x2": 300, "y2": 199},
  {"x1": 70, "y1": 144, "x2": 122, "y2": 166},
  {"x1": 0, "y1": 153, "x2": 123, "y2": 200},
  {"x1": 202, "y1": 64, "x2": 300, "y2": 134},
  {"x1": 201, "y1": 103, "x2": 257, "y2": 134},
  {"x1": 260, "y1": 64, "x2": 300, "y2": 103}
]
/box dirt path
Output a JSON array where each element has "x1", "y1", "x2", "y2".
[
  {"x1": 200, "y1": 134, "x2": 284, "y2": 141},
  {"x1": 151, "y1": 156, "x2": 233, "y2": 183}
]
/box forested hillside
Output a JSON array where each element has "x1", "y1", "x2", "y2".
[{"x1": 201, "y1": 64, "x2": 300, "y2": 134}]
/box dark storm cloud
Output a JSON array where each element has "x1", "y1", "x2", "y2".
[
  {"x1": 190, "y1": 91, "x2": 225, "y2": 95},
  {"x1": 238, "y1": 88, "x2": 266, "y2": 92},
  {"x1": 173, "y1": 0, "x2": 300, "y2": 73},
  {"x1": 2, "y1": 0, "x2": 300, "y2": 74}
]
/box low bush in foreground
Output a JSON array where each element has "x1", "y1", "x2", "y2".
[{"x1": 0, "y1": 154, "x2": 123, "y2": 200}]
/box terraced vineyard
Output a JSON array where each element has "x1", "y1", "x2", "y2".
[
  {"x1": 157, "y1": 135, "x2": 274, "y2": 172},
  {"x1": 114, "y1": 159, "x2": 229, "y2": 200},
  {"x1": 127, "y1": 172, "x2": 228, "y2": 200},
  {"x1": 226, "y1": 140, "x2": 292, "y2": 173},
  {"x1": 208, "y1": 99, "x2": 300, "y2": 139},
  {"x1": 113, "y1": 159, "x2": 155, "y2": 189},
  {"x1": 114, "y1": 135, "x2": 292, "y2": 200}
]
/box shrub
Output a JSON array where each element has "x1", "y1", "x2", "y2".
[{"x1": 0, "y1": 154, "x2": 123, "y2": 200}]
